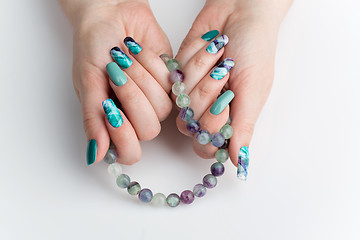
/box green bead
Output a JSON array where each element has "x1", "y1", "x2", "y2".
[
  {"x1": 127, "y1": 181, "x2": 141, "y2": 195},
  {"x1": 152, "y1": 193, "x2": 166, "y2": 206},
  {"x1": 220, "y1": 124, "x2": 233, "y2": 139},
  {"x1": 116, "y1": 174, "x2": 131, "y2": 188},
  {"x1": 166, "y1": 59, "x2": 181, "y2": 72},
  {"x1": 215, "y1": 149, "x2": 229, "y2": 163},
  {"x1": 166, "y1": 193, "x2": 181, "y2": 207},
  {"x1": 176, "y1": 93, "x2": 191, "y2": 108}
]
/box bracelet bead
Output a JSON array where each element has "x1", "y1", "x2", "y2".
[
  {"x1": 220, "y1": 124, "x2": 233, "y2": 139},
  {"x1": 160, "y1": 54, "x2": 171, "y2": 63},
  {"x1": 166, "y1": 193, "x2": 181, "y2": 207},
  {"x1": 193, "y1": 184, "x2": 207, "y2": 198},
  {"x1": 195, "y1": 129, "x2": 211, "y2": 145},
  {"x1": 166, "y1": 59, "x2": 181, "y2": 72},
  {"x1": 107, "y1": 162, "x2": 122, "y2": 177},
  {"x1": 172, "y1": 81, "x2": 186, "y2": 96},
  {"x1": 176, "y1": 93, "x2": 191, "y2": 108},
  {"x1": 170, "y1": 70, "x2": 184, "y2": 83},
  {"x1": 210, "y1": 132, "x2": 225, "y2": 148},
  {"x1": 116, "y1": 174, "x2": 131, "y2": 188},
  {"x1": 180, "y1": 190, "x2": 195, "y2": 204},
  {"x1": 127, "y1": 181, "x2": 141, "y2": 195},
  {"x1": 138, "y1": 188, "x2": 153, "y2": 203},
  {"x1": 215, "y1": 149, "x2": 229, "y2": 163},
  {"x1": 179, "y1": 107, "x2": 194, "y2": 122},
  {"x1": 152, "y1": 193, "x2": 167, "y2": 206},
  {"x1": 103, "y1": 148, "x2": 117, "y2": 164},
  {"x1": 203, "y1": 174, "x2": 217, "y2": 189},
  {"x1": 210, "y1": 162, "x2": 225, "y2": 177},
  {"x1": 186, "y1": 119, "x2": 201, "y2": 134}
]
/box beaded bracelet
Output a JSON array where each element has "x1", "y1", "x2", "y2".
[{"x1": 103, "y1": 55, "x2": 233, "y2": 207}]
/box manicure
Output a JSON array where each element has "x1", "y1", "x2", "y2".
[
  {"x1": 106, "y1": 62, "x2": 127, "y2": 86},
  {"x1": 201, "y1": 30, "x2": 219, "y2": 41},
  {"x1": 237, "y1": 146, "x2": 249, "y2": 180},
  {"x1": 210, "y1": 90, "x2": 235, "y2": 115},
  {"x1": 110, "y1": 47, "x2": 133, "y2": 69},
  {"x1": 206, "y1": 35, "x2": 229, "y2": 54},
  {"x1": 210, "y1": 58, "x2": 235, "y2": 80},
  {"x1": 86, "y1": 139, "x2": 97, "y2": 165},
  {"x1": 102, "y1": 99, "x2": 123, "y2": 128},
  {"x1": 124, "y1": 37, "x2": 142, "y2": 55}
]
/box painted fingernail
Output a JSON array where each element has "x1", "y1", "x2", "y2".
[
  {"x1": 106, "y1": 62, "x2": 127, "y2": 86},
  {"x1": 102, "y1": 99, "x2": 123, "y2": 128},
  {"x1": 201, "y1": 30, "x2": 219, "y2": 41},
  {"x1": 237, "y1": 146, "x2": 249, "y2": 180},
  {"x1": 86, "y1": 139, "x2": 97, "y2": 166},
  {"x1": 124, "y1": 37, "x2": 142, "y2": 55},
  {"x1": 210, "y1": 90, "x2": 235, "y2": 115},
  {"x1": 206, "y1": 35, "x2": 229, "y2": 54},
  {"x1": 210, "y1": 58, "x2": 235, "y2": 80},
  {"x1": 110, "y1": 47, "x2": 133, "y2": 69}
]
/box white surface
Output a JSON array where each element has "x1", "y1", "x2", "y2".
[{"x1": 1, "y1": 0, "x2": 359, "y2": 239}]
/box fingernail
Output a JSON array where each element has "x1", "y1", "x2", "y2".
[
  {"x1": 106, "y1": 62, "x2": 127, "y2": 86},
  {"x1": 102, "y1": 99, "x2": 123, "y2": 128},
  {"x1": 210, "y1": 90, "x2": 235, "y2": 115},
  {"x1": 210, "y1": 58, "x2": 235, "y2": 80},
  {"x1": 124, "y1": 37, "x2": 142, "y2": 55},
  {"x1": 237, "y1": 146, "x2": 249, "y2": 180},
  {"x1": 201, "y1": 30, "x2": 219, "y2": 41},
  {"x1": 206, "y1": 35, "x2": 229, "y2": 54},
  {"x1": 86, "y1": 139, "x2": 97, "y2": 166},
  {"x1": 110, "y1": 47, "x2": 133, "y2": 69}
]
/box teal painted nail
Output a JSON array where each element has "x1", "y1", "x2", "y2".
[
  {"x1": 102, "y1": 99, "x2": 123, "y2": 128},
  {"x1": 206, "y1": 35, "x2": 229, "y2": 54},
  {"x1": 110, "y1": 46, "x2": 133, "y2": 69},
  {"x1": 124, "y1": 37, "x2": 142, "y2": 55},
  {"x1": 210, "y1": 58, "x2": 235, "y2": 80},
  {"x1": 201, "y1": 30, "x2": 219, "y2": 41},
  {"x1": 237, "y1": 146, "x2": 249, "y2": 180},
  {"x1": 86, "y1": 139, "x2": 97, "y2": 165},
  {"x1": 210, "y1": 90, "x2": 235, "y2": 115},
  {"x1": 106, "y1": 62, "x2": 127, "y2": 86}
]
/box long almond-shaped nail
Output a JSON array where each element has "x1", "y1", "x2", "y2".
[
  {"x1": 124, "y1": 37, "x2": 142, "y2": 55},
  {"x1": 210, "y1": 90, "x2": 235, "y2": 115},
  {"x1": 210, "y1": 58, "x2": 235, "y2": 80},
  {"x1": 86, "y1": 139, "x2": 97, "y2": 165},
  {"x1": 110, "y1": 47, "x2": 133, "y2": 69},
  {"x1": 237, "y1": 146, "x2": 249, "y2": 180},
  {"x1": 106, "y1": 62, "x2": 127, "y2": 86},
  {"x1": 201, "y1": 30, "x2": 219, "y2": 41},
  {"x1": 102, "y1": 99, "x2": 123, "y2": 128},
  {"x1": 206, "y1": 35, "x2": 229, "y2": 54}
]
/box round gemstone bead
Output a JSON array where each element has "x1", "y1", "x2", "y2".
[
  {"x1": 211, "y1": 162, "x2": 225, "y2": 176},
  {"x1": 220, "y1": 139, "x2": 230, "y2": 149},
  {"x1": 215, "y1": 149, "x2": 229, "y2": 163},
  {"x1": 166, "y1": 193, "x2": 181, "y2": 207},
  {"x1": 180, "y1": 190, "x2": 195, "y2": 204},
  {"x1": 169, "y1": 70, "x2": 184, "y2": 83},
  {"x1": 165, "y1": 59, "x2": 181, "y2": 72},
  {"x1": 195, "y1": 129, "x2": 210, "y2": 145},
  {"x1": 107, "y1": 163, "x2": 122, "y2": 177},
  {"x1": 176, "y1": 93, "x2": 191, "y2": 108},
  {"x1": 203, "y1": 174, "x2": 217, "y2": 189},
  {"x1": 210, "y1": 132, "x2": 225, "y2": 148},
  {"x1": 193, "y1": 184, "x2": 207, "y2": 198},
  {"x1": 152, "y1": 193, "x2": 167, "y2": 206},
  {"x1": 179, "y1": 107, "x2": 194, "y2": 122},
  {"x1": 220, "y1": 124, "x2": 233, "y2": 139},
  {"x1": 138, "y1": 188, "x2": 153, "y2": 203},
  {"x1": 103, "y1": 148, "x2": 117, "y2": 164},
  {"x1": 127, "y1": 181, "x2": 141, "y2": 195},
  {"x1": 160, "y1": 53, "x2": 171, "y2": 63},
  {"x1": 116, "y1": 174, "x2": 131, "y2": 188},
  {"x1": 172, "y1": 81, "x2": 186, "y2": 96},
  {"x1": 186, "y1": 120, "x2": 200, "y2": 134}
]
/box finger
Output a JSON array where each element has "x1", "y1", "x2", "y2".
[
  {"x1": 106, "y1": 62, "x2": 160, "y2": 141},
  {"x1": 102, "y1": 99, "x2": 141, "y2": 165}
]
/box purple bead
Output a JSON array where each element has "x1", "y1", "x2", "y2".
[
  {"x1": 138, "y1": 188, "x2": 153, "y2": 203},
  {"x1": 220, "y1": 138, "x2": 229, "y2": 149},
  {"x1": 180, "y1": 190, "x2": 195, "y2": 204},
  {"x1": 170, "y1": 70, "x2": 184, "y2": 83},
  {"x1": 186, "y1": 120, "x2": 200, "y2": 134},
  {"x1": 203, "y1": 174, "x2": 217, "y2": 189},
  {"x1": 211, "y1": 162, "x2": 225, "y2": 176},
  {"x1": 193, "y1": 184, "x2": 207, "y2": 198},
  {"x1": 179, "y1": 107, "x2": 194, "y2": 122},
  {"x1": 210, "y1": 132, "x2": 225, "y2": 147}
]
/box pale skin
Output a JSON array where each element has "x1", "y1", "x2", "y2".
[{"x1": 59, "y1": 0, "x2": 292, "y2": 168}]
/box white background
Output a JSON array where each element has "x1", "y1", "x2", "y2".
[{"x1": 1, "y1": 0, "x2": 359, "y2": 239}]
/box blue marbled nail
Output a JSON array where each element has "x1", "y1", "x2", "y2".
[
  {"x1": 210, "y1": 58, "x2": 235, "y2": 80},
  {"x1": 110, "y1": 47, "x2": 133, "y2": 69},
  {"x1": 102, "y1": 99, "x2": 123, "y2": 128},
  {"x1": 237, "y1": 146, "x2": 249, "y2": 180},
  {"x1": 206, "y1": 35, "x2": 229, "y2": 54},
  {"x1": 124, "y1": 37, "x2": 142, "y2": 55}
]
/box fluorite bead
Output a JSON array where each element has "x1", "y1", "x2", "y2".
[
  {"x1": 226, "y1": 116, "x2": 232, "y2": 125},
  {"x1": 180, "y1": 190, "x2": 195, "y2": 204},
  {"x1": 215, "y1": 149, "x2": 229, "y2": 163},
  {"x1": 176, "y1": 93, "x2": 191, "y2": 108},
  {"x1": 220, "y1": 124, "x2": 233, "y2": 139},
  {"x1": 116, "y1": 174, "x2": 131, "y2": 188},
  {"x1": 103, "y1": 148, "x2": 117, "y2": 164},
  {"x1": 160, "y1": 54, "x2": 171, "y2": 64},
  {"x1": 203, "y1": 174, "x2": 217, "y2": 189},
  {"x1": 166, "y1": 59, "x2": 181, "y2": 72},
  {"x1": 186, "y1": 120, "x2": 200, "y2": 134},
  {"x1": 179, "y1": 107, "x2": 194, "y2": 122},
  {"x1": 210, "y1": 132, "x2": 225, "y2": 147},
  {"x1": 211, "y1": 162, "x2": 225, "y2": 176},
  {"x1": 166, "y1": 193, "x2": 181, "y2": 207},
  {"x1": 138, "y1": 188, "x2": 153, "y2": 203},
  {"x1": 107, "y1": 163, "x2": 122, "y2": 177},
  {"x1": 152, "y1": 193, "x2": 167, "y2": 206},
  {"x1": 172, "y1": 81, "x2": 186, "y2": 96},
  {"x1": 127, "y1": 181, "x2": 141, "y2": 195},
  {"x1": 193, "y1": 184, "x2": 207, "y2": 198},
  {"x1": 195, "y1": 129, "x2": 210, "y2": 145},
  {"x1": 220, "y1": 139, "x2": 229, "y2": 149},
  {"x1": 170, "y1": 70, "x2": 184, "y2": 83}
]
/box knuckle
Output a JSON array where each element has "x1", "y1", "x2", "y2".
[
  {"x1": 236, "y1": 122, "x2": 255, "y2": 137},
  {"x1": 192, "y1": 55, "x2": 207, "y2": 70},
  {"x1": 196, "y1": 84, "x2": 213, "y2": 99},
  {"x1": 156, "y1": 99, "x2": 173, "y2": 121},
  {"x1": 137, "y1": 124, "x2": 161, "y2": 141}
]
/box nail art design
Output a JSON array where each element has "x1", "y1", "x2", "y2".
[
  {"x1": 86, "y1": 139, "x2": 97, "y2": 165},
  {"x1": 210, "y1": 90, "x2": 235, "y2": 115},
  {"x1": 206, "y1": 35, "x2": 229, "y2": 54},
  {"x1": 110, "y1": 47, "x2": 133, "y2": 69},
  {"x1": 102, "y1": 99, "x2": 123, "y2": 128},
  {"x1": 210, "y1": 58, "x2": 235, "y2": 80},
  {"x1": 201, "y1": 30, "x2": 219, "y2": 41},
  {"x1": 237, "y1": 146, "x2": 249, "y2": 180},
  {"x1": 106, "y1": 62, "x2": 127, "y2": 86},
  {"x1": 124, "y1": 37, "x2": 142, "y2": 55}
]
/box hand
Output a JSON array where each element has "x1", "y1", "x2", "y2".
[{"x1": 59, "y1": 0, "x2": 173, "y2": 165}]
